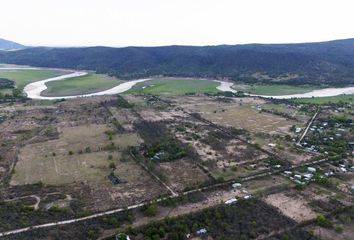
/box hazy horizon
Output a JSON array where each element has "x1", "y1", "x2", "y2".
[
  {"x1": 1, "y1": 0, "x2": 354, "y2": 47},
  {"x1": 3, "y1": 37, "x2": 354, "y2": 49}
]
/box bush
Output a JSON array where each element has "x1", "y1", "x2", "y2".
[
  {"x1": 230, "y1": 166, "x2": 238, "y2": 171},
  {"x1": 117, "y1": 95, "x2": 132, "y2": 108},
  {"x1": 315, "y1": 214, "x2": 332, "y2": 228},
  {"x1": 335, "y1": 225, "x2": 343, "y2": 233},
  {"x1": 109, "y1": 162, "x2": 116, "y2": 170},
  {"x1": 145, "y1": 201, "x2": 158, "y2": 217}
]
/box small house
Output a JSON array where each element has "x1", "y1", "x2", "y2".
[
  {"x1": 196, "y1": 228, "x2": 207, "y2": 235},
  {"x1": 294, "y1": 174, "x2": 302, "y2": 179},
  {"x1": 303, "y1": 173, "x2": 313, "y2": 179},
  {"x1": 225, "y1": 198, "x2": 237, "y2": 205},
  {"x1": 244, "y1": 195, "x2": 252, "y2": 199},
  {"x1": 295, "y1": 128, "x2": 302, "y2": 133},
  {"x1": 307, "y1": 167, "x2": 316, "y2": 173},
  {"x1": 232, "y1": 183, "x2": 242, "y2": 188},
  {"x1": 340, "y1": 167, "x2": 347, "y2": 173}
]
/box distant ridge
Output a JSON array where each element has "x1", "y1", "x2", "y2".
[
  {"x1": 1, "y1": 38, "x2": 354, "y2": 86},
  {"x1": 0, "y1": 38, "x2": 25, "y2": 50}
]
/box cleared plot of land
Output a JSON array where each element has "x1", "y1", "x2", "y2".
[
  {"x1": 11, "y1": 124, "x2": 142, "y2": 185},
  {"x1": 261, "y1": 103, "x2": 310, "y2": 122},
  {"x1": 42, "y1": 73, "x2": 124, "y2": 97},
  {"x1": 0, "y1": 69, "x2": 67, "y2": 91},
  {"x1": 243, "y1": 175, "x2": 293, "y2": 195},
  {"x1": 12, "y1": 151, "x2": 122, "y2": 185},
  {"x1": 252, "y1": 134, "x2": 313, "y2": 164},
  {"x1": 205, "y1": 107, "x2": 295, "y2": 135},
  {"x1": 175, "y1": 128, "x2": 268, "y2": 178},
  {"x1": 126, "y1": 78, "x2": 219, "y2": 95},
  {"x1": 233, "y1": 83, "x2": 320, "y2": 96},
  {"x1": 264, "y1": 192, "x2": 317, "y2": 222},
  {"x1": 87, "y1": 157, "x2": 169, "y2": 211},
  {"x1": 158, "y1": 159, "x2": 210, "y2": 192},
  {"x1": 180, "y1": 97, "x2": 297, "y2": 135},
  {"x1": 168, "y1": 117, "x2": 268, "y2": 180},
  {"x1": 108, "y1": 107, "x2": 140, "y2": 131}
]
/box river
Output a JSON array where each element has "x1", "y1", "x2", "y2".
[{"x1": 1, "y1": 67, "x2": 353, "y2": 100}]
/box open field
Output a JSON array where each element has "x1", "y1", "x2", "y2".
[
  {"x1": 11, "y1": 124, "x2": 142, "y2": 185},
  {"x1": 0, "y1": 69, "x2": 67, "y2": 91},
  {"x1": 42, "y1": 73, "x2": 124, "y2": 97},
  {"x1": 157, "y1": 159, "x2": 210, "y2": 192},
  {"x1": 264, "y1": 191, "x2": 318, "y2": 222},
  {"x1": 261, "y1": 102, "x2": 311, "y2": 122},
  {"x1": 264, "y1": 181, "x2": 352, "y2": 224},
  {"x1": 171, "y1": 121, "x2": 269, "y2": 180},
  {"x1": 177, "y1": 96, "x2": 299, "y2": 135},
  {"x1": 126, "y1": 78, "x2": 219, "y2": 95},
  {"x1": 292, "y1": 94, "x2": 354, "y2": 104},
  {"x1": 232, "y1": 83, "x2": 320, "y2": 95}
]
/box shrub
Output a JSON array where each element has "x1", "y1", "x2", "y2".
[
  {"x1": 335, "y1": 225, "x2": 343, "y2": 233},
  {"x1": 315, "y1": 214, "x2": 332, "y2": 228},
  {"x1": 85, "y1": 146, "x2": 91, "y2": 153},
  {"x1": 109, "y1": 162, "x2": 116, "y2": 170},
  {"x1": 145, "y1": 201, "x2": 157, "y2": 217}
]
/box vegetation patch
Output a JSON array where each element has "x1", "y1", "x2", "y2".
[
  {"x1": 127, "y1": 199, "x2": 299, "y2": 240},
  {"x1": 42, "y1": 73, "x2": 124, "y2": 97},
  {"x1": 127, "y1": 78, "x2": 219, "y2": 96},
  {"x1": 0, "y1": 69, "x2": 66, "y2": 91},
  {"x1": 291, "y1": 94, "x2": 354, "y2": 105},
  {"x1": 135, "y1": 121, "x2": 196, "y2": 162},
  {"x1": 232, "y1": 83, "x2": 320, "y2": 96}
]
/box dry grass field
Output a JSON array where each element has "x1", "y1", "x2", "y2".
[
  {"x1": 176, "y1": 96, "x2": 299, "y2": 135},
  {"x1": 11, "y1": 124, "x2": 142, "y2": 185},
  {"x1": 158, "y1": 159, "x2": 210, "y2": 192},
  {"x1": 264, "y1": 192, "x2": 318, "y2": 222}
]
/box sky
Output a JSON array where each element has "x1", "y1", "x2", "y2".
[{"x1": 1, "y1": 0, "x2": 354, "y2": 47}]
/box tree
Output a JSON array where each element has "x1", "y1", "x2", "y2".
[
  {"x1": 145, "y1": 201, "x2": 158, "y2": 217},
  {"x1": 109, "y1": 162, "x2": 116, "y2": 170},
  {"x1": 12, "y1": 88, "x2": 22, "y2": 97},
  {"x1": 290, "y1": 125, "x2": 296, "y2": 132}
]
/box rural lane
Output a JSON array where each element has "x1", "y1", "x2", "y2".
[{"x1": 0, "y1": 155, "x2": 331, "y2": 238}]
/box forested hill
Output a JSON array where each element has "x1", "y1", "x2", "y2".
[{"x1": 1, "y1": 38, "x2": 354, "y2": 85}]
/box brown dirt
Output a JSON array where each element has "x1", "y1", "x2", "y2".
[{"x1": 264, "y1": 192, "x2": 317, "y2": 222}]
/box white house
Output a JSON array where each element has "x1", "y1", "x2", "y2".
[
  {"x1": 225, "y1": 198, "x2": 237, "y2": 205},
  {"x1": 307, "y1": 167, "x2": 316, "y2": 173}
]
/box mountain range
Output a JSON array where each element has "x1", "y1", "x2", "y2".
[
  {"x1": 1, "y1": 38, "x2": 354, "y2": 86},
  {"x1": 0, "y1": 38, "x2": 25, "y2": 50}
]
